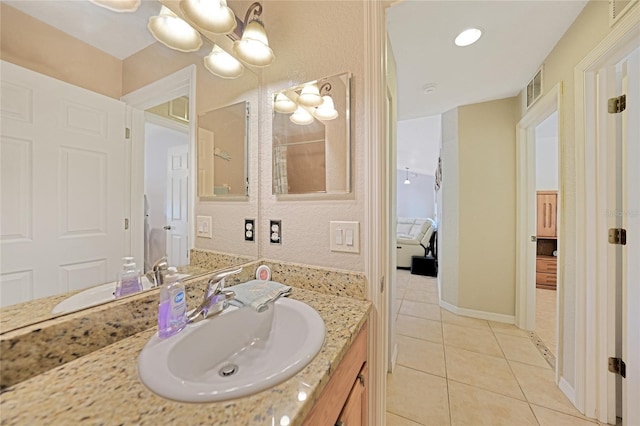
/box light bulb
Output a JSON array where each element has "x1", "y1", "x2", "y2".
[
  {"x1": 180, "y1": 0, "x2": 237, "y2": 35},
  {"x1": 290, "y1": 107, "x2": 314, "y2": 125},
  {"x1": 204, "y1": 45, "x2": 244, "y2": 79},
  {"x1": 314, "y1": 95, "x2": 338, "y2": 120},
  {"x1": 148, "y1": 6, "x2": 203, "y2": 52},
  {"x1": 274, "y1": 93, "x2": 297, "y2": 113},
  {"x1": 297, "y1": 84, "x2": 322, "y2": 107},
  {"x1": 233, "y1": 19, "x2": 274, "y2": 67}
]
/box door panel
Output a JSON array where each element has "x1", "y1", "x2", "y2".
[
  {"x1": 166, "y1": 146, "x2": 189, "y2": 266},
  {"x1": 0, "y1": 61, "x2": 126, "y2": 306}
]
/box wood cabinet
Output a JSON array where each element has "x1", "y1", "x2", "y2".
[
  {"x1": 537, "y1": 191, "x2": 558, "y2": 238},
  {"x1": 304, "y1": 324, "x2": 368, "y2": 426},
  {"x1": 536, "y1": 255, "x2": 557, "y2": 290}
]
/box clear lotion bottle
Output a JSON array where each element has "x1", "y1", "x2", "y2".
[{"x1": 157, "y1": 267, "x2": 187, "y2": 338}]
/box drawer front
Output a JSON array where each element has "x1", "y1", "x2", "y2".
[
  {"x1": 536, "y1": 272, "x2": 557, "y2": 285},
  {"x1": 536, "y1": 258, "x2": 557, "y2": 273}
]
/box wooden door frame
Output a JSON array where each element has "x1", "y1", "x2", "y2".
[
  {"x1": 120, "y1": 66, "x2": 196, "y2": 270},
  {"x1": 574, "y1": 8, "x2": 639, "y2": 422}
]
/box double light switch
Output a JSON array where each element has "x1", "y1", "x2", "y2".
[{"x1": 330, "y1": 221, "x2": 360, "y2": 253}]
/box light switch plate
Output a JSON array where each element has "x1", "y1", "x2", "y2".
[
  {"x1": 330, "y1": 221, "x2": 360, "y2": 253},
  {"x1": 196, "y1": 216, "x2": 212, "y2": 238}
]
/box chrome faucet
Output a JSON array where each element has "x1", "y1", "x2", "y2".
[
  {"x1": 187, "y1": 267, "x2": 242, "y2": 323},
  {"x1": 146, "y1": 256, "x2": 169, "y2": 287}
]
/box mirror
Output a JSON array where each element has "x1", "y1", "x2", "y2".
[
  {"x1": 0, "y1": 0, "x2": 260, "y2": 332},
  {"x1": 197, "y1": 101, "x2": 249, "y2": 199},
  {"x1": 272, "y1": 72, "x2": 352, "y2": 196}
]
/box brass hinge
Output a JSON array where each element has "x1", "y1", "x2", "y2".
[
  {"x1": 608, "y1": 228, "x2": 627, "y2": 245},
  {"x1": 124, "y1": 218, "x2": 129, "y2": 230},
  {"x1": 125, "y1": 127, "x2": 131, "y2": 139},
  {"x1": 608, "y1": 94, "x2": 626, "y2": 114},
  {"x1": 608, "y1": 357, "x2": 626, "y2": 378}
]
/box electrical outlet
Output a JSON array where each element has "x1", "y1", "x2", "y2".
[
  {"x1": 244, "y1": 219, "x2": 255, "y2": 242},
  {"x1": 270, "y1": 220, "x2": 282, "y2": 244}
]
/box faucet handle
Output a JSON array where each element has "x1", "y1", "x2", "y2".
[
  {"x1": 152, "y1": 256, "x2": 169, "y2": 271},
  {"x1": 207, "y1": 267, "x2": 243, "y2": 292}
]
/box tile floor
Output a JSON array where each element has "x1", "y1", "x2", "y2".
[
  {"x1": 386, "y1": 270, "x2": 604, "y2": 426},
  {"x1": 535, "y1": 288, "x2": 557, "y2": 356}
]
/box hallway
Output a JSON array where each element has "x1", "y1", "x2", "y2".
[{"x1": 386, "y1": 270, "x2": 603, "y2": 426}]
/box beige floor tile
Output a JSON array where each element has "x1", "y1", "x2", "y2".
[
  {"x1": 510, "y1": 361, "x2": 585, "y2": 418},
  {"x1": 400, "y1": 300, "x2": 442, "y2": 321},
  {"x1": 396, "y1": 334, "x2": 446, "y2": 377},
  {"x1": 440, "y1": 309, "x2": 490, "y2": 330},
  {"x1": 489, "y1": 321, "x2": 530, "y2": 337},
  {"x1": 531, "y1": 404, "x2": 598, "y2": 426},
  {"x1": 407, "y1": 280, "x2": 439, "y2": 294},
  {"x1": 404, "y1": 288, "x2": 439, "y2": 304},
  {"x1": 387, "y1": 366, "x2": 450, "y2": 425},
  {"x1": 495, "y1": 333, "x2": 550, "y2": 368},
  {"x1": 536, "y1": 288, "x2": 557, "y2": 356},
  {"x1": 386, "y1": 411, "x2": 424, "y2": 426},
  {"x1": 445, "y1": 346, "x2": 525, "y2": 400},
  {"x1": 395, "y1": 299, "x2": 402, "y2": 317},
  {"x1": 448, "y1": 380, "x2": 538, "y2": 426},
  {"x1": 396, "y1": 315, "x2": 443, "y2": 343},
  {"x1": 443, "y1": 323, "x2": 503, "y2": 357},
  {"x1": 396, "y1": 285, "x2": 406, "y2": 300}
]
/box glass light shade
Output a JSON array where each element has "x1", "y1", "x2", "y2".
[
  {"x1": 290, "y1": 107, "x2": 314, "y2": 125},
  {"x1": 274, "y1": 93, "x2": 297, "y2": 113},
  {"x1": 89, "y1": 0, "x2": 140, "y2": 13},
  {"x1": 180, "y1": 0, "x2": 237, "y2": 34},
  {"x1": 148, "y1": 6, "x2": 203, "y2": 52},
  {"x1": 455, "y1": 28, "x2": 482, "y2": 47},
  {"x1": 404, "y1": 178, "x2": 411, "y2": 185},
  {"x1": 233, "y1": 19, "x2": 275, "y2": 67},
  {"x1": 204, "y1": 45, "x2": 244, "y2": 79},
  {"x1": 314, "y1": 96, "x2": 338, "y2": 120},
  {"x1": 297, "y1": 84, "x2": 322, "y2": 107}
]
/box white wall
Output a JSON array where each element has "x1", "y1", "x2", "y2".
[
  {"x1": 535, "y1": 112, "x2": 559, "y2": 190},
  {"x1": 397, "y1": 115, "x2": 441, "y2": 176},
  {"x1": 396, "y1": 170, "x2": 435, "y2": 219}
]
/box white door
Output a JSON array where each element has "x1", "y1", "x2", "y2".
[
  {"x1": 604, "y1": 47, "x2": 639, "y2": 426},
  {"x1": 0, "y1": 61, "x2": 127, "y2": 306},
  {"x1": 166, "y1": 145, "x2": 189, "y2": 266}
]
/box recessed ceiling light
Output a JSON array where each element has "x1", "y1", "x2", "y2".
[{"x1": 455, "y1": 28, "x2": 483, "y2": 47}]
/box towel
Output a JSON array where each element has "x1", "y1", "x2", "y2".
[{"x1": 229, "y1": 280, "x2": 291, "y2": 312}]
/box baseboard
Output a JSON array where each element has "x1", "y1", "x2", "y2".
[
  {"x1": 558, "y1": 376, "x2": 576, "y2": 405},
  {"x1": 439, "y1": 299, "x2": 516, "y2": 324},
  {"x1": 389, "y1": 343, "x2": 398, "y2": 373}
]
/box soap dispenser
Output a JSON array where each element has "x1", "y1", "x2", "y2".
[
  {"x1": 157, "y1": 267, "x2": 187, "y2": 338},
  {"x1": 114, "y1": 257, "x2": 143, "y2": 298}
]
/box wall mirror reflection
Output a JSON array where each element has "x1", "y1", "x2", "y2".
[
  {"x1": 0, "y1": 0, "x2": 261, "y2": 332},
  {"x1": 272, "y1": 72, "x2": 352, "y2": 196},
  {"x1": 197, "y1": 101, "x2": 249, "y2": 199}
]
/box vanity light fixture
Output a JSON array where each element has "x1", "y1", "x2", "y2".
[
  {"x1": 233, "y1": 2, "x2": 275, "y2": 67},
  {"x1": 454, "y1": 28, "x2": 483, "y2": 47},
  {"x1": 297, "y1": 83, "x2": 323, "y2": 107},
  {"x1": 148, "y1": 6, "x2": 203, "y2": 52},
  {"x1": 290, "y1": 106, "x2": 315, "y2": 125},
  {"x1": 89, "y1": 0, "x2": 140, "y2": 13},
  {"x1": 204, "y1": 44, "x2": 244, "y2": 79},
  {"x1": 180, "y1": 0, "x2": 237, "y2": 35},
  {"x1": 404, "y1": 167, "x2": 411, "y2": 185},
  {"x1": 273, "y1": 93, "x2": 297, "y2": 113},
  {"x1": 313, "y1": 82, "x2": 338, "y2": 120}
]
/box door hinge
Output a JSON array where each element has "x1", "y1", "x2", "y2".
[
  {"x1": 380, "y1": 276, "x2": 385, "y2": 293},
  {"x1": 357, "y1": 372, "x2": 365, "y2": 386},
  {"x1": 608, "y1": 357, "x2": 626, "y2": 378},
  {"x1": 124, "y1": 218, "x2": 129, "y2": 230},
  {"x1": 125, "y1": 127, "x2": 131, "y2": 139},
  {"x1": 608, "y1": 228, "x2": 627, "y2": 245},
  {"x1": 608, "y1": 94, "x2": 626, "y2": 113}
]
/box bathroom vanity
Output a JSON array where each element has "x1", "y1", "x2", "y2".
[{"x1": 0, "y1": 285, "x2": 370, "y2": 425}]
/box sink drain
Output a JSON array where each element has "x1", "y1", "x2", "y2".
[{"x1": 219, "y1": 364, "x2": 238, "y2": 377}]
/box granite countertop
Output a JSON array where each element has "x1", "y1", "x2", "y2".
[
  {"x1": 0, "y1": 265, "x2": 210, "y2": 334},
  {"x1": 0, "y1": 287, "x2": 371, "y2": 426}
]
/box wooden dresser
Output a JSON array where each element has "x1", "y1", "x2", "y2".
[{"x1": 536, "y1": 191, "x2": 558, "y2": 290}]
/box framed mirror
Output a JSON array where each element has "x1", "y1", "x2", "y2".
[
  {"x1": 272, "y1": 72, "x2": 352, "y2": 196},
  {"x1": 197, "y1": 101, "x2": 249, "y2": 199}
]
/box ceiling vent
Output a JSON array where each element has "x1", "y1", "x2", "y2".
[{"x1": 526, "y1": 66, "x2": 543, "y2": 109}]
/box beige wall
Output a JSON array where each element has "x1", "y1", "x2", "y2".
[
  {"x1": 458, "y1": 98, "x2": 517, "y2": 315},
  {"x1": 515, "y1": 0, "x2": 618, "y2": 388},
  {"x1": 260, "y1": 1, "x2": 366, "y2": 271},
  {"x1": 0, "y1": 4, "x2": 122, "y2": 99}
]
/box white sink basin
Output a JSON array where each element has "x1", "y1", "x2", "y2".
[
  {"x1": 51, "y1": 274, "x2": 190, "y2": 314},
  {"x1": 137, "y1": 297, "x2": 325, "y2": 403}
]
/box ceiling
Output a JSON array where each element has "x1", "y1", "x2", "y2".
[
  {"x1": 387, "y1": 0, "x2": 589, "y2": 121},
  {"x1": 5, "y1": 0, "x2": 161, "y2": 60}
]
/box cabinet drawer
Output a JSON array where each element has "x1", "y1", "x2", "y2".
[
  {"x1": 536, "y1": 272, "x2": 557, "y2": 285},
  {"x1": 536, "y1": 258, "x2": 557, "y2": 273}
]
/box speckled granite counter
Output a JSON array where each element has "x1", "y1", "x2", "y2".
[{"x1": 0, "y1": 288, "x2": 371, "y2": 426}]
